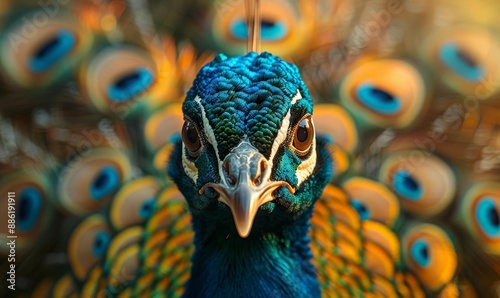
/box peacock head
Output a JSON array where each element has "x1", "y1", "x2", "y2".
[{"x1": 169, "y1": 52, "x2": 332, "y2": 238}]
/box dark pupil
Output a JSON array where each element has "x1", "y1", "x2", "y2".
[
  {"x1": 187, "y1": 124, "x2": 198, "y2": 144},
  {"x1": 371, "y1": 88, "x2": 394, "y2": 103},
  {"x1": 35, "y1": 36, "x2": 61, "y2": 59},
  {"x1": 420, "y1": 245, "x2": 429, "y2": 260},
  {"x1": 456, "y1": 49, "x2": 477, "y2": 68},
  {"x1": 115, "y1": 72, "x2": 140, "y2": 89},
  {"x1": 19, "y1": 193, "x2": 31, "y2": 221},
  {"x1": 357, "y1": 204, "x2": 367, "y2": 214},
  {"x1": 488, "y1": 206, "x2": 500, "y2": 227},
  {"x1": 95, "y1": 237, "x2": 103, "y2": 249},
  {"x1": 94, "y1": 171, "x2": 109, "y2": 189},
  {"x1": 403, "y1": 175, "x2": 419, "y2": 191},
  {"x1": 297, "y1": 121, "x2": 309, "y2": 143},
  {"x1": 261, "y1": 20, "x2": 275, "y2": 28}
]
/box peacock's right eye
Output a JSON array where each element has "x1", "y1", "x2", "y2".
[
  {"x1": 292, "y1": 115, "x2": 314, "y2": 156},
  {"x1": 182, "y1": 121, "x2": 202, "y2": 155}
]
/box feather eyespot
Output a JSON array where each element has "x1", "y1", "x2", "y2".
[
  {"x1": 475, "y1": 197, "x2": 500, "y2": 238},
  {"x1": 459, "y1": 181, "x2": 500, "y2": 255},
  {"x1": 292, "y1": 115, "x2": 314, "y2": 156},
  {"x1": 57, "y1": 148, "x2": 132, "y2": 215},
  {"x1": 17, "y1": 186, "x2": 43, "y2": 232},
  {"x1": 210, "y1": 0, "x2": 306, "y2": 57},
  {"x1": 0, "y1": 10, "x2": 92, "y2": 88},
  {"x1": 410, "y1": 239, "x2": 431, "y2": 268},
  {"x1": 68, "y1": 215, "x2": 111, "y2": 280},
  {"x1": 0, "y1": 170, "x2": 54, "y2": 252},
  {"x1": 402, "y1": 224, "x2": 457, "y2": 291},
  {"x1": 379, "y1": 151, "x2": 456, "y2": 217},
  {"x1": 79, "y1": 45, "x2": 156, "y2": 115},
  {"x1": 420, "y1": 27, "x2": 500, "y2": 97},
  {"x1": 230, "y1": 19, "x2": 288, "y2": 42},
  {"x1": 182, "y1": 120, "x2": 202, "y2": 156},
  {"x1": 339, "y1": 59, "x2": 426, "y2": 128}
]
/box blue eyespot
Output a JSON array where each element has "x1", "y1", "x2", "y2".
[
  {"x1": 29, "y1": 30, "x2": 76, "y2": 74},
  {"x1": 350, "y1": 199, "x2": 370, "y2": 220},
  {"x1": 475, "y1": 197, "x2": 500, "y2": 238},
  {"x1": 17, "y1": 187, "x2": 43, "y2": 232},
  {"x1": 92, "y1": 230, "x2": 111, "y2": 257},
  {"x1": 138, "y1": 198, "x2": 155, "y2": 220},
  {"x1": 439, "y1": 42, "x2": 484, "y2": 82},
  {"x1": 355, "y1": 83, "x2": 401, "y2": 115},
  {"x1": 230, "y1": 19, "x2": 288, "y2": 41},
  {"x1": 392, "y1": 169, "x2": 422, "y2": 201},
  {"x1": 410, "y1": 238, "x2": 431, "y2": 267},
  {"x1": 106, "y1": 67, "x2": 155, "y2": 102},
  {"x1": 89, "y1": 166, "x2": 120, "y2": 201}
]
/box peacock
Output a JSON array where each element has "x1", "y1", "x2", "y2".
[{"x1": 1, "y1": 0, "x2": 500, "y2": 297}]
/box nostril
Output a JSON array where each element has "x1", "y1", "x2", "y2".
[
  {"x1": 223, "y1": 160, "x2": 237, "y2": 186},
  {"x1": 253, "y1": 158, "x2": 268, "y2": 186},
  {"x1": 254, "y1": 171, "x2": 262, "y2": 186},
  {"x1": 260, "y1": 159, "x2": 268, "y2": 173}
]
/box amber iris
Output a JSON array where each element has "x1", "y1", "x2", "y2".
[
  {"x1": 292, "y1": 115, "x2": 314, "y2": 155},
  {"x1": 182, "y1": 121, "x2": 201, "y2": 155}
]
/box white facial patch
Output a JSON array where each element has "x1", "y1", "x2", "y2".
[
  {"x1": 291, "y1": 89, "x2": 302, "y2": 105},
  {"x1": 182, "y1": 143, "x2": 199, "y2": 182},
  {"x1": 268, "y1": 89, "x2": 303, "y2": 162},
  {"x1": 265, "y1": 109, "x2": 292, "y2": 184},
  {"x1": 267, "y1": 89, "x2": 316, "y2": 187},
  {"x1": 194, "y1": 95, "x2": 225, "y2": 180}
]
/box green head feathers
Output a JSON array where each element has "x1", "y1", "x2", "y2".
[
  {"x1": 183, "y1": 52, "x2": 313, "y2": 158},
  {"x1": 169, "y1": 52, "x2": 332, "y2": 237}
]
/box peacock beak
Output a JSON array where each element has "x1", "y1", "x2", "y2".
[{"x1": 199, "y1": 141, "x2": 294, "y2": 238}]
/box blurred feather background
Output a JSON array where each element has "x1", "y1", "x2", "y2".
[{"x1": 0, "y1": 0, "x2": 500, "y2": 296}]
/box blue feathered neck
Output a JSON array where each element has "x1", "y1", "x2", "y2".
[{"x1": 182, "y1": 206, "x2": 320, "y2": 298}]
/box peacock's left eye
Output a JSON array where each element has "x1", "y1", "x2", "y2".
[
  {"x1": 292, "y1": 115, "x2": 314, "y2": 155},
  {"x1": 182, "y1": 120, "x2": 202, "y2": 156}
]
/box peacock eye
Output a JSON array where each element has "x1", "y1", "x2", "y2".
[
  {"x1": 182, "y1": 121, "x2": 202, "y2": 155},
  {"x1": 79, "y1": 45, "x2": 156, "y2": 116},
  {"x1": 459, "y1": 181, "x2": 500, "y2": 254},
  {"x1": 292, "y1": 115, "x2": 314, "y2": 155},
  {"x1": 0, "y1": 10, "x2": 91, "y2": 88}
]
